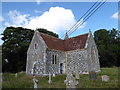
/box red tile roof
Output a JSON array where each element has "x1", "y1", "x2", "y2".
[
  {"x1": 40, "y1": 33, "x2": 89, "y2": 51},
  {"x1": 40, "y1": 33, "x2": 64, "y2": 51}
]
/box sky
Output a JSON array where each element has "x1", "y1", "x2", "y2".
[{"x1": 0, "y1": 1, "x2": 118, "y2": 45}]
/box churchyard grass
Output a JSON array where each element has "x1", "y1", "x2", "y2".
[{"x1": 2, "y1": 67, "x2": 118, "y2": 88}]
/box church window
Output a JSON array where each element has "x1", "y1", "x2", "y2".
[
  {"x1": 35, "y1": 43, "x2": 37, "y2": 49},
  {"x1": 52, "y1": 55, "x2": 54, "y2": 64},
  {"x1": 55, "y1": 55, "x2": 57, "y2": 64},
  {"x1": 52, "y1": 54, "x2": 57, "y2": 64}
]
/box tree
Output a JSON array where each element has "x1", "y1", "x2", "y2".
[
  {"x1": 2, "y1": 27, "x2": 34, "y2": 73},
  {"x1": 2, "y1": 27, "x2": 59, "y2": 73},
  {"x1": 94, "y1": 28, "x2": 120, "y2": 67}
]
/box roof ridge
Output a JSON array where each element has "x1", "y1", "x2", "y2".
[
  {"x1": 39, "y1": 32, "x2": 62, "y2": 40},
  {"x1": 63, "y1": 33, "x2": 89, "y2": 40},
  {"x1": 40, "y1": 32, "x2": 89, "y2": 41},
  {"x1": 39, "y1": 32, "x2": 89, "y2": 51}
]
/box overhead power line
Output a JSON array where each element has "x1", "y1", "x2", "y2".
[
  {"x1": 68, "y1": 0, "x2": 107, "y2": 36},
  {"x1": 66, "y1": 0, "x2": 100, "y2": 34},
  {"x1": 61, "y1": 0, "x2": 100, "y2": 38},
  {"x1": 61, "y1": 0, "x2": 107, "y2": 38}
]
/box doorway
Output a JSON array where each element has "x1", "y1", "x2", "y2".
[{"x1": 60, "y1": 63, "x2": 63, "y2": 74}]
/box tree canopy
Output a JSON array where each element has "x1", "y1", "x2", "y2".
[{"x1": 94, "y1": 28, "x2": 120, "y2": 67}]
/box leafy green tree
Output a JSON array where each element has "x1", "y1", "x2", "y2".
[
  {"x1": 2, "y1": 27, "x2": 34, "y2": 73},
  {"x1": 94, "y1": 28, "x2": 120, "y2": 67}
]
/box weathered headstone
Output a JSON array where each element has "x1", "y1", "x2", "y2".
[
  {"x1": 101, "y1": 75, "x2": 109, "y2": 82},
  {"x1": 48, "y1": 73, "x2": 52, "y2": 84},
  {"x1": 75, "y1": 73, "x2": 80, "y2": 79},
  {"x1": 65, "y1": 72, "x2": 78, "y2": 89},
  {"x1": 89, "y1": 71, "x2": 97, "y2": 80},
  {"x1": 75, "y1": 67, "x2": 80, "y2": 79},
  {"x1": 33, "y1": 76, "x2": 38, "y2": 88},
  {"x1": 53, "y1": 74, "x2": 55, "y2": 77}
]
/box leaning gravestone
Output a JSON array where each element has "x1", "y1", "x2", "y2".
[
  {"x1": 101, "y1": 75, "x2": 109, "y2": 82},
  {"x1": 33, "y1": 76, "x2": 38, "y2": 88},
  {"x1": 89, "y1": 71, "x2": 97, "y2": 80}
]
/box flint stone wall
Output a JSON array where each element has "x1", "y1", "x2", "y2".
[
  {"x1": 66, "y1": 49, "x2": 88, "y2": 74},
  {"x1": 46, "y1": 49, "x2": 66, "y2": 74},
  {"x1": 26, "y1": 31, "x2": 46, "y2": 75}
]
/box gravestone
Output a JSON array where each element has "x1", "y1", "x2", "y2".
[
  {"x1": 75, "y1": 67, "x2": 80, "y2": 79},
  {"x1": 75, "y1": 73, "x2": 80, "y2": 79},
  {"x1": 48, "y1": 73, "x2": 52, "y2": 84},
  {"x1": 53, "y1": 74, "x2": 55, "y2": 77},
  {"x1": 65, "y1": 72, "x2": 78, "y2": 89},
  {"x1": 33, "y1": 76, "x2": 38, "y2": 88},
  {"x1": 101, "y1": 75, "x2": 109, "y2": 82},
  {"x1": 89, "y1": 71, "x2": 97, "y2": 80}
]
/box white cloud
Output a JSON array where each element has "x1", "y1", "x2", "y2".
[
  {"x1": 34, "y1": 9, "x2": 42, "y2": 13},
  {"x1": 0, "y1": 16, "x2": 4, "y2": 22},
  {"x1": 4, "y1": 7, "x2": 86, "y2": 34},
  {"x1": 111, "y1": 12, "x2": 118, "y2": 19},
  {"x1": 25, "y1": 7, "x2": 85, "y2": 34},
  {"x1": 6, "y1": 10, "x2": 30, "y2": 27}
]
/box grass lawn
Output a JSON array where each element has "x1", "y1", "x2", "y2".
[{"x1": 2, "y1": 67, "x2": 119, "y2": 88}]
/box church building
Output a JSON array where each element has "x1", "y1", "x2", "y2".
[{"x1": 26, "y1": 30, "x2": 100, "y2": 75}]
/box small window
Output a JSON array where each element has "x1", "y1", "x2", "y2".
[
  {"x1": 52, "y1": 55, "x2": 54, "y2": 64},
  {"x1": 52, "y1": 55, "x2": 57, "y2": 64},
  {"x1": 55, "y1": 55, "x2": 57, "y2": 64},
  {"x1": 35, "y1": 43, "x2": 37, "y2": 49}
]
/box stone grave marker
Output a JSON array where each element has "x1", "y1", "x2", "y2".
[
  {"x1": 33, "y1": 76, "x2": 38, "y2": 88},
  {"x1": 53, "y1": 74, "x2": 55, "y2": 77},
  {"x1": 75, "y1": 73, "x2": 80, "y2": 79},
  {"x1": 101, "y1": 75, "x2": 109, "y2": 82},
  {"x1": 48, "y1": 73, "x2": 52, "y2": 84},
  {"x1": 65, "y1": 72, "x2": 79, "y2": 89},
  {"x1": 75, "y1": 67, "x2": 80, "y2": 79},
  {"x1": 89, "y1": 71, "x2": 97, "y2": 80}
]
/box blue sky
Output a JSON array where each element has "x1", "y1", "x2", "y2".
[{"x1": 0, "y1": 2, "x2": 118, "y2": 45}]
